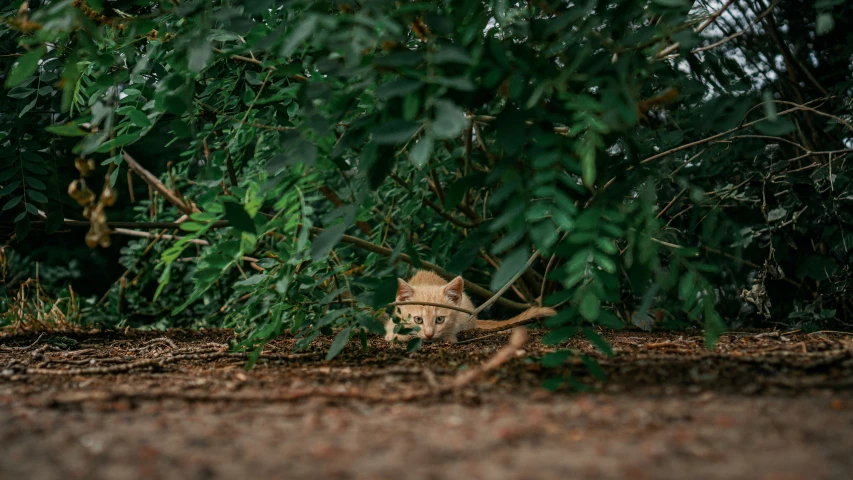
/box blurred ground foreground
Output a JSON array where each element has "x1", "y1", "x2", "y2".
[{"x1": 1, "y1": 328, "x2": 852, "y2": 480}]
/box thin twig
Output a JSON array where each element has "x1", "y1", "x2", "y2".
[
  {"x1": 772, "y1": 100, "x2": 853, "y2": 135},
  {"x1": 123, "y1": 153, "x2": 195, "y2": 215},
  {"x1": 695, "y1": 0, "x2": 736, "y2": 33},
  {"x1": 656, "y1": 188, "x2": 687, "y2": 219},
  {"x1": 390, "y1": 301, "x2": 475, "y2": 315},
  {"x1": 693, "y1": 0, "x2": 781, "y2": 54},
  {"x1": 212, "y1": 48, "x2": 308, "y2": 82},
  {"x1": 655, "y1": 0, "x2": 737, "y2": 58},
  {"x1": 466, "y1": 250, "x2": 542, "y2": 323}
]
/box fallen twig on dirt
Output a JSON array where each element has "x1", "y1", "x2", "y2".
[
  {"x1": 18, "y1": 349, "x2": 323, "y2": 376},
  {"x1": 0, "y1": 333, "x2": 46, "y2": 351},
  {"x1": 139, "y1": 337, "x2": 178, "y2": 350},
  {"x1": 456, "y1": 331, "x2": 505, "y2": 345},
  {"x1": 451, "y1": 328, "x2": 527, "y2": 388}
]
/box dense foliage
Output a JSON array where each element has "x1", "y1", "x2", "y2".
[{"x1": 1, "y1": 0, "x2": 851, "y2": 381}]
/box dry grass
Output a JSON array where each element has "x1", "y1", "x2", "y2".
[{"x1": 0, "y1": 246, "x2": 78, "y2": 332}]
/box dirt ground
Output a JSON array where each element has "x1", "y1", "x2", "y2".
[{"x1": 1, "y1": 327, "x2": 853, "y2": 480}]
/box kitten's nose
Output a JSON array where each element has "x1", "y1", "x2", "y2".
[{"x1": 424, "y1": 330, "x2": 434, "y2": 339}]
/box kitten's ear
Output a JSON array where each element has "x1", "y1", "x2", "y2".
[
  {"x1": 397, "y1": 278, "x2": 414, "y2": 301},
  {"x1": 442, "y1": 276, "x2": 464, "y2": 304}
]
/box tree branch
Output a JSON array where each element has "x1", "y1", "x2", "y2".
[
  {"x1": 123, "y1": 153, "x2": 196, "y2": 215},
  {"x1": 390, "y1": 301, "x2": 475, "y2": 315}
]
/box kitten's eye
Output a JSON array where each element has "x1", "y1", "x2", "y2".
[
  {"x1": 435, "y1": 316, "x2": 445, "y2": 324},
  {"x1": 413, "y1": 316, "x2": 423, "y2": 324}
]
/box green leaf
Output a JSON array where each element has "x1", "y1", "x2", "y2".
[
  {"x1": 704, "y1": 311, "x2": 726, "y2": 350},
  {"x1": 46, "y1": 124, "x2": 88, "y2": 137},
  {"x1": 541, "y1": 377, "x2": 566, "y2": 391},
  {"x1": 403, "y1": 93, "x2": 420, "y2": 121},
  {"x1": 209, "y1": 31, "x2": 241, "y2": 42},
  {"x1": 767, "y1": 207, "x2": 787, "y2": 222},
  {"x1": 581, "y1": 137, "x2": 596, "y2": 189},
  {"x1": 540, "y1": 350, "x2": 571, "y2": 367},
  {"x1": 223, "y1": 200, "x2": 256, "y2": 233},
  {"x1": 5, "y1": 46, "x2": 45, "y2": 89},
  {"x1": 543, "y1": 326, "x2": 577, "y2": 345},
  {"x1": 26, "y1": 190, "x2": 48, "y2": 203},
  {"x1": 583, "y1": 327, "x2": 613, "y2": 357},
  {"x1": 679, "y1": 272, "x2": 695, "y2": 301},
  {"x1": 234, "y1": 274, "x2": 266, "y2": 287},
  {"x1": 25, "y1": 176, "x2": 46, "y2": 190},
  {"x1": 430, "y1": 100, "x2": 468, "y2": 140},
  {"x1": 409, "y1": 134, "x2": 433, "y2": 168},
  {"x1": 326, "y1": 327, "x2": 352, "y2": 360},
  {"x1": 375, "y1": 51, "x2": 424, "y2": 68},
  {"x1": 443, "y1": 175, "x2": 480, "y2": 210},
  {"x1": 281, "y1": 16, "x2": 318, "y2": 56},
  {"x1": 94, "y1": 133, "x2": 142, "y2": 153},
  {"x1": 7, "y1": 87, "x2": 35, "y2": 99},
  {"x1": 593, "y1": 252, "x2": 616, "y2": 274},
  {"x1": 310, "y1": 223, "x2": 346, "y2": 260},
  {"x1": 0, "y1": 181, "x2": 20, "y2": 195},
  {"x1": 22, "y1": 162, "x2": 48, "y2": 175},
  {"x1": 490, "y1": 247, "x2": 529, "y2": 292},
  {"x1": 2, "y1": 195, "x2": 23, "y2": 211},
  {"x1": 596, "y1": 311, "x2": 623, "y2": 329},
  {"x1": 495, "y1": 106, "x2": 525, "y2": 155},
  {"x1": 128, "y1": 109, "x2": 152, "y2": 127},
  {"x1": 375, "y1": 79, "x2": 422, "y2": 99},
  {"x1": 373, "y1": 121, "x2": 421, "y2": 145},
  {"x1": 373, "y1": 275, "x2": 399, "y2": 308},
  {"x1": 816, "y1": 13, "x2": 835, "y2": 35},
  {"x1": 434, "y1": 76, "x2": 475, "y2": 91},
  {"x1": 179, "y1": 222, "x2": 205, "y2": 232},
  {"x1": 580, "y1": 354, "x2": 607, "y2": 381},
  {"x1": 404, "y1": 242, "x2": 423, "y2": 268},
  {"x1": 762, "y1": 90, "x2": 777, "y2": 121},
  {"x1": 110, "y1": 166, "x2": 120, "y2": 187},
  {"x1": 435, "y1": 45, "x2": 473, "y2": 65},
  {"x1": 407, "y1": 337, "x2": 423, "y2": 352},
  {"x1": 16, "y1": 214, "x2": 30, "y2": 240},
  {"x1": 46, "y1": 211, "x2": 64, "y2": 234},
  {"x1": 188, "y1": 38, "x2": 212, "y2": 72},
  {"x1": 0, "y1": 169, "x2": 17, "y2": 182},
  {"x1": 19, "y1": 98, "x2": 37, "y2": 118},
  {"x1": 359, "y1": 329, "x2": 368, "y2": 350},
  {"x1": 579, "y1": 292, "x2": 600, "y2": 321},
  {"x1": 359, "y1": 315, "x2": 386, "y2": 335},
  {"x1": 754, "y1": 117, "x2": 796, "y2": 136}
]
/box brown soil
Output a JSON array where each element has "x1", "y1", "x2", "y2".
[{"x1": 2, "y1": 328, "x2": 853, "y2": 480}]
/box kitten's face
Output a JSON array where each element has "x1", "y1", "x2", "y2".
[
  {"x1": 395, "y1": 276, "x2": 464, "y2": 341},
  {"x1": 394, "y1": 304, "x2": 456, "y2": 340}
]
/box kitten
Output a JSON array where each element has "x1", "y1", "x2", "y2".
[{"x1": 384, "y1": 270, "x2": 556, "y2": 344}]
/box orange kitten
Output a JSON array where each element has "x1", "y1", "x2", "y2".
[{"x1": 385, "y1": 270, "x2": 556, "y2": 344}]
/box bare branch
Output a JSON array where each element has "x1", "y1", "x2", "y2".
[{"x1": 123, "y1": 153, "x2": 196, "y2": 215}]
